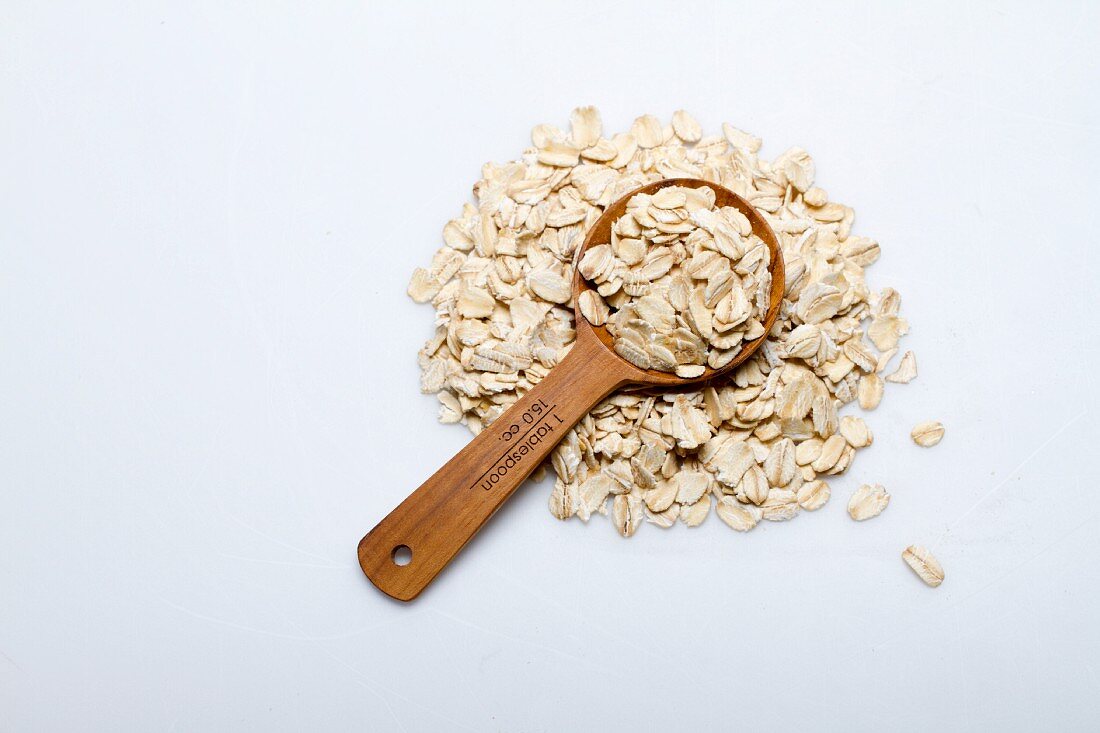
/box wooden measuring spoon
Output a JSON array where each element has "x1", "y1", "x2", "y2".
[{"x1": 358, "y1": 178, "x2": 785, "y2": 601}]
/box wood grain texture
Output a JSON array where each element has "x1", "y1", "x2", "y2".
[{"x1": 358, "y1": 178, "x2": 785, "y2": 601}]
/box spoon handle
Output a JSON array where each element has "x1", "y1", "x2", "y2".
[{"x1": 358, "y1": 329, "x2": 630, "y2": 601}]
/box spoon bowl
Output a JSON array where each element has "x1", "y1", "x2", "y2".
[
  {"x1": 358, "y1": 178, "x2": 785, "y2": 601},
  {"x1": 572, "y1": 177, "x2": 785, "y2": 387}
]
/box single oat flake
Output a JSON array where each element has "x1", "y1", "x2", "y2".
[
  {"x1": 886, "y1": 350, "x2": 917, "y2": 383},
  {"x1": 902, "y1": 545, "x2": 944, "y2": 587},
  {"x1": 848, "y1": 483, "x2": 890, "y2": 521},
  {"x1": 407, "y1": 107, "x2": 915, "y2": 536},
  {"x1": 911, "y1": 421, "x2": 945, "y2": 447},
  {"x1": 796, "y1": 480, "x2": 830, "y2": 511}
]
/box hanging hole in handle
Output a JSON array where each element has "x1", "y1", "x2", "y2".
[{"x1": 391, "y1": 545, "x2": 412, "y2": 566}]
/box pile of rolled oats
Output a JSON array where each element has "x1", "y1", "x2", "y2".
[
  {"x1": 408, "y1": 107, "x2": 926, "y2": 543},
  {"x1": 576, "y1": 185, "x2": 771, "y2": 377}
]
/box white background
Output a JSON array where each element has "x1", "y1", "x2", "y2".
[{"x1": 2, "y1": 2, "x2": 1098, "y2": 731}]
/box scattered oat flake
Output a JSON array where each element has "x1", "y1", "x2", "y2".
[
  {"x1": 631, "y1": 114, "x2": 664, "y2": 148},
  {"x1": 858, "y1": 373, "x2": 884, "y2": 410},
  {"x1": 848, "y1": 483, "x2": 890, "y2": 521},
  {"x1": 839, "y1": 415, "x2": 873, "y2": 448},
  {"x1": 902, "y1": 545, "x2": 944, "y2": 587},
  {"x1": 796, "y1": 480, "x2": 830, "y2": 511},
  {"x1": 671, "y1": 110, "x2": 702, "y2": 142},
  {"x1": 886, "y1": 351, "x2": 917, "y2": 383},
  {"x1": 612, "y1": 494, "x2": 644, "y2": 537},
  {"x1": 716, "y1": 497, "x2": 761, "y2": 531},
  {"x1": 680, "y1": 494, "x2": 712, "y2": 527},
  {"x1": 722, "y1": 123, "x2": 761, "y2": 153},
  {"x1": 569, "y1": 106, "x2": 602, "y2": 148},
  {"x1": 911, "y1": 421, "x2": 945, "y2": 447},
  {"x1": 761, "y1": 489, "x2": 800, "y2": 521}
]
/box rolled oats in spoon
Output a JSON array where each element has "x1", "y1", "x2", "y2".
[{"x1": 577, "y1": 185, "x2": 771, "y2": 378}]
